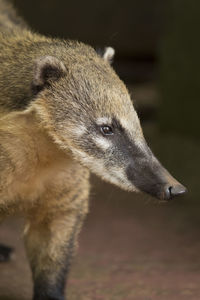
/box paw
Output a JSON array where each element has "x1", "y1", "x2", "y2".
[{"x1": 0, "y1": 244, "x2": 14, "y2": 262}]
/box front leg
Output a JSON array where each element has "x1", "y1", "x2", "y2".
[{"x1": 24, "y1": 196, "x2": 89, "y2": 300}]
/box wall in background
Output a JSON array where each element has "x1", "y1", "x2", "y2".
[
  {"x1": 159, "y1": 0, "x2": 200, "y2": 138},
  {"x1": 12, "y1": 0, "x2": 166, "y2": 58}
]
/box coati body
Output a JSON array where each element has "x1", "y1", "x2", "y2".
[{"x1": 0, "y1": 1, "x2": 186, "y2": 299}]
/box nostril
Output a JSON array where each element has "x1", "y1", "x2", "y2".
[
  {"x1": 168, "y1": 186, "x2": 173, "y2": 197},
  {"x1": 164, "y1": 185, "x2": 173, "y2": 200},
  {"x1": 165, "y1": 184, "x2": 187, "y2": 200}
]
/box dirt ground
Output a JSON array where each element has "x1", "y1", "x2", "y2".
[{"x1": 0, "y1": 125, "x2": 199, "y2": 300}]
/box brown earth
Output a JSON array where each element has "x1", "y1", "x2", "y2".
[{"x1": 0, "y1": 124, "x2": 199, "y2": 300}]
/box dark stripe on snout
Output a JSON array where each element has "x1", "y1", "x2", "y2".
[{"x1": 109, "y1": 119, "x2": 178, "y2": 200}]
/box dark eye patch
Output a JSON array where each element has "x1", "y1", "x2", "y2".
[{"x1": 111, "y1": 117, "x2": 124, "y2": 131}]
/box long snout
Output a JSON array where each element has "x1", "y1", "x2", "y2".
[{"x1": 126, "y1": 150, "x2": 187, "y2": 201}]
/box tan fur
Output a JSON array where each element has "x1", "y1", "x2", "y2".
[
  {"x1": 0, "y1": 104, "x2": 90, "y2": 295},
  {"x1": 0, "y1": 107, "x2": 89, "y2": 212}
]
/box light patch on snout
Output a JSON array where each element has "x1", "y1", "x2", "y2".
[
  {"x1": 109, "y1": 166, "x2": 138, "y2": 192},
  {"x1": 92, "y1": 136, "x2": 112, "y2": 151}
]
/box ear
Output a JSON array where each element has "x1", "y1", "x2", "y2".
[
  {"x1": 103, "y1": 47, "x2": 115, "y2": 64},
  {"x1": 32, "y1": 55, "x2": 67, "y2": 94}
]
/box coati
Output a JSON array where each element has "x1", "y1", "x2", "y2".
[{"x1": 0, "y1": 0, "x2": 187, "y2": 299}]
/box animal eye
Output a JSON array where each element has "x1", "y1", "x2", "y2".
[{"x1": 100, "y1": 125, "x2": 113, "y2": 135}]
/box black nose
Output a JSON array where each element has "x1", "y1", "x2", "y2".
[{"x1": 164, "y1": 184, "x2": 187, "y2": 200}]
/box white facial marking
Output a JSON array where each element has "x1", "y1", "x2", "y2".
[
  {"x1": 70, "y1": 125, "x2": 87, "y2": 137},
  {"x1": 92, "y1": 136, "x2": 112, "y2": 151},
  {"x1": 120, "y1": 118, "x2": 132, "y2": 132},
  {"x1": 96, "y1": 117, "x2": 111, "y2": 126}
]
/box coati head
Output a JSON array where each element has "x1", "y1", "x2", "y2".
[{"x1": 31, "y1": 42, "x2": 187, "y2": 201}]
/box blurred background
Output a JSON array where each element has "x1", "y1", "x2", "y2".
[{"x1": 0, "y1": 1, "x2": 200, "y2": 299}]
